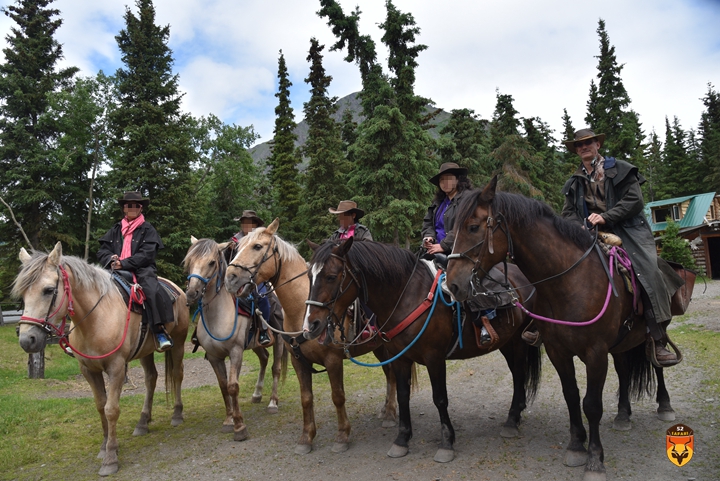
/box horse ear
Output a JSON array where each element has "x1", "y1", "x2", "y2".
[
  {"x1": 19, "y1": 247, "x2": 31, "y2": 264},
  {"x1": 479, "y1": 174, "x2": 499, "y2": 204},
  {"x1": 337, "y1": 236, "x2": 354, "y2": 256},
  {"x1": 306, "y1": 239, "x2": 320, "y2": 252},
  {"x1": 265, "y1": 218, "x2": 280, "y2": 236},
  {"x1": 217, "y1": 241, "x2": 231, "y2": 252},
  {"x1": 191, "y1": 236, "x2": 198, "y2": 244},
  {"x1": 47, "y1": 241, "x2": 63, "y2": 266}
]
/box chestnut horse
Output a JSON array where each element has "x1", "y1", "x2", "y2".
[
  {"x1": 224, "y1": 219, "x2": 399, "y2": 454},
  {"x1": 183, "y1": 237, "x2": 288, "y2": 440},
  {"x1": 303, "y1": 237, "x2": 541, "y2": 462},
  {"x1": 13, "y1": 242, "x2": 188, "y2": 476},
  {"x1": 446, "y1": 178, "x2": 679, "y2": 481}
]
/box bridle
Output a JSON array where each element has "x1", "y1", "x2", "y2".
[
  {"x1": 19, "y1": 264, "x2": 75, "y2": 337},
  {"x1": 188, "y1": 251, "x2": 240, "y2": 342},
  {"x1": 228, "y1": 236, "x2": 282, "y2": 291}
]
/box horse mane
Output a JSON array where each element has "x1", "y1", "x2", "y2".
[
  {"x1": 456, "y1": 188, "x2": 593, "y2": 251},
  {"x1": 311, "y1": 241, "x2": 417, "y2": 286},
  {"x1": 12, "y1": 251, "x2": 121, "y2": 301},
  {"x1": 240, "y1": 227, "x2": 305, "y2": 264},
  {"x1": 183, "y1": 238, "x2": 220, "y2": 270}
]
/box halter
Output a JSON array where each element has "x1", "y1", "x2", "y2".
[
  {"x1": 188, "y1": 252, "x2": 239, "y2": 342},
  {"x1": 228, "y1": 236, "x2": 282, "y2": 291}
]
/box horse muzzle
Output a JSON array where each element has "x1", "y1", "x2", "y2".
[
  {"x1": 447, "y1": 279, "x2": 469, "y2": 302},
  {"x1": 17, "y1": 324, "x2": 49, "y2": 353}
]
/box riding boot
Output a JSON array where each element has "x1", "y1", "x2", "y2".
[
  {"x1": 258, "y1": 329, "x2": 272, "y2": 346},
  {"x1": 645, "y1": 308, "x2": 678, "y2": 365}
]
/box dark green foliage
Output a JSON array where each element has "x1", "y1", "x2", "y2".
[
  {"x1": 560, "y1": 108, "x2": 578, "y2": 176},
  {"x1": 438, "y1": 108, "x2": 491, "y2": 187},
  {"x1": 644, "y1": 130, "x2": 662, "y2": 202},
  {"x1": 660, "y1": 219, "x2": 697, "y2": 270},
  {"x1": 340, "y1": 108, "x2": 358, "y2": 152},
  {"x1": 489, "y1": 91, "x2": 520, "y2": 150},
  {"x1": 700, "y1": 84, "x2": 720, "y2": 192},
  {"x1": 267, "y1": 50, "x2": 303, "y2": 241}
]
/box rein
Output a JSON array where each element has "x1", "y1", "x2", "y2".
[{"x1": 188, "y1": 254, "x2": 240, "y2": 342}]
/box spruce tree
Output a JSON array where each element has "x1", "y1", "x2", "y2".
[
  {"x1": 644, "y1": 130, "x2": 662, "y2": 202},
  {"x1": 660, "y1": 219, "x2": 697, "y2": 270},
  {"x1": 0, "y1": 0, "x2": 78, "y2": 254},
  {"x1": 438, "y1": 108, "x2": 491, "y2": 187},
  {"x1": 700, "y1": 84, "x2": 720, "y2": 192},
  {"x1": 560, "y1": 108, "x2": 578, "y2": 176},
  {"x1": 489, "y1": 91, "x2": 520, "y2": 150},
  {"x1": 267, "y1": 50, "x2": 302, "y2": 241}
]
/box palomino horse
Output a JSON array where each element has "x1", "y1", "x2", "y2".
[
  {"x1": 303, "y1": 237, "x2": 541, "y2": 462},
  {"x1": 13, "y1": 242, "x2": 188, "y2": 476},
  {"x1": 446, "y1": 177, "x2": 680, "y2": 481},
  {"x1": 183, "y1": 236, "x2": 288, "y2": 441},
  {"x1": 224, "y1": 219, "x2": 399, "y2": 454}
]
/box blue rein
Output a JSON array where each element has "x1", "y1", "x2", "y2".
[{"x1": 187, "y1": 270, "x2": 239, "y2": 342}]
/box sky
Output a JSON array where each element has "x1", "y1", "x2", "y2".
[{"x1": 2, "y1": 0, "x2": 720, "y2": 148}]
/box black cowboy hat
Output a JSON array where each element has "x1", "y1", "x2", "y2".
[
  {"x1": 117, "y1": 191, "x2": 149, "y2": 208},
  {"x1": 563, "y1": 128, "x2": 606, "y2": 154},
  {"x1": 328, "y1": 200, "x2": 365, "y2": 220},
  {"x1": 233, "y1": 210, "x2": 265, "y2": 226},
  {"x1": 428, "y1": 162, "x2": 468, "y2": 186}
]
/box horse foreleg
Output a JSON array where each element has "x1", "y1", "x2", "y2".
[
  {"x1": 251, "y1": 346, "x2": 269, "y2": 405},
  {"x1": 80, "y1": 365, "x2": 108, "y2": 460},
  {"x1": 267, "y1": 342, "x2": 284, "y2": 414},
  {"x1": 133, "y1": 354, "x2": 157, "y2": 436},
  {"x1": 375, "y1": 347, "x2": 398, "y2": 427},
  {"x1": 326, "y1": 355, "x2": 351, "y2": 453},
  {"x1": 98, "y1": 360, "x2": 126, "y2": 476},
  {"x1": 426, "y1": 356, "x2": 455, "y2": 463},
  {"x1": 582, "y1": 354, "x2": 608, "y2": 480},
  {"x1": 291, "y1": 354, "x2": 316, "y2": 454},
  {"x1": 228, "y1": 347, "x2": 248, "y2": 441},
  {"x1": 388, "y1": 357, "x2": 414, "y2": 459},
  {"x1": 498, "y1": 340, "x2": 527, "y2": 438},
  {"x1": 168, "y1": 338, "x2": 185, "y2": 426},
  {"x1": 207, "y1": 354, "x2": 234, "y2": 432},
  {"x1": 611, "y1": 352, "x2": 632, "y2": 431},
  {"x1": 655, "y1": 366, "x2": 675, "y2": 421}
]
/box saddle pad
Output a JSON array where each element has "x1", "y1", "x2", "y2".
[
  {"x1": 420, "y1": 259, "x2": 454, "y2": 297},
  {"x1": 158, "y1": 277, "x2": 180, "y2": 304},
  {"x1": 112, "y1": 274, "x2": 179, "y2": 314}
]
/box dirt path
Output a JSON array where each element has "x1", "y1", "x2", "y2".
[{"x1": 50, "y1": 281, "x2": 720, "y2": 480}]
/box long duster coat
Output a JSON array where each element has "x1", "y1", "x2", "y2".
[{"x1": 561, "y1": 157, "x2": 684, "y2": 322}]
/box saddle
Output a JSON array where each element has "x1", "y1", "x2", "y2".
[{"x1": 112, "y1": 270, "x2": 180, "y2": 318}]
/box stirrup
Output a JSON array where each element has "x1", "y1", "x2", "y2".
[
  {"x1": 521, "y1": 329, "x2": 542, "y2": 347},
  {"x1": 646, "y1": 336, "x2": 682, "y2": 368}
]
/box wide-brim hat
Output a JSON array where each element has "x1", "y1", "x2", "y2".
[
  {"x1": 429, "y1": 162, "x2": 468, "y2": 186},
  {"x1": 117, "y1": 191, "x2": 149, "y2": 208},
  {"x1": 328, "y1": 200, "x2": 364, "y2": 220},
  {"x1": 233, "y1": 210, "x2": 265, "y2": 226},
  {"x1": 563, "y1": 128, "x2": 606, "y2": 154}
]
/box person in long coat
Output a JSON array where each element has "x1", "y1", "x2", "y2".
[
  {"x1": 97, "y1": 191, "x2": 173, "y2": 351},
  {"x1": 561, "y1": 128, "x2": 685, "y2": 366},
  {"x1": 421, "y1": 162, "x2": 471, "y2": 255}
]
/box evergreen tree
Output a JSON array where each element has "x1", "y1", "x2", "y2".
[
  {"x1": 585, "y1": 19, "x2": 644, "y2": 161},
  {"x1": 660, "y1": 219, "x2": 697, "y2": 270},
  {"x1": 644, "y1": 130, "x2": 662, "y2": 202},
  {"x1": 489, "y1": 90, "x2": 520, "y2": 150},
  {"x1": 107, "y1": 0, "x2": 197, "y2": 282},
  {"x1": 297, "y1": 38, "x2": 349, "y2": 246},
  {"x1": 267, "y1": 50, "x2": 302, "y2": 241},
  {"x1": 340, "y1": 108, "x2": 358, "y2": 152},
  {"x1": 560, "y1": 108, "x2": 578, "y2": 176},
  {"x1": 0, "y1": 0, "x2": 78, "y2": 255},
  {"x1": 438, "y1": 108, "x2": 491, "y2": 187},
  {"x1": 700, "y1": 84, "x2": 720, "y2": 192},
  {"x1": 522, "y1": 116, "x2": 565, "y2": 209}
]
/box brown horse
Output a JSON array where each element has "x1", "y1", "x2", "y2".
[
  {"x1": 302, "y1": 237, "x2": 541, "y2": 462},
  {"x1": 13, "y1": 242, "x2": 188, "y2": 476},
  {"x1": 224, "y1": 219, "x2": 399, "y2": 454},
  {"x1": 183, "y1": 236, "x2": 288, "y2": 440},
  {"x1": 446, "y1": 177, "x2": 678, "y2": 481}
]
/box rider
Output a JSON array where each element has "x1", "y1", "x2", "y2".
[
  {"x1": 561, "y1": 128, "x2": 685, "y2": 366},
  {"x1": 98, "y1": 191, "x2": 173, "y2": 351},
  {"x1": 230, "y1": 210, "x2": 272, "y2": 346}
]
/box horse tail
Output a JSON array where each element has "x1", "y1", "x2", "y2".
[
  {"x1": 624, "y1": 340, "x2": 656, "y2": 401},
  {"x1": 165, "y1": 349, "x2": 176, "y2": 405},
  {"x1": 524, "y1": 344, "x2": 542, "y2": 404}
]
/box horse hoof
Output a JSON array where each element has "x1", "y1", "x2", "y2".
[
  {"x1": 387, "y1": 444, "x2": 409, "y2": 458},
  {"x1": 500, "y1": 425, "x2": 519, "y2": 438},
  {"x1": 267, "y1": 400, "x2": 279, "y2": 414},
  {"x1": 234, "y1": 426, "x2": 249, "y2": 442},
  {"x1": 434, "y1": 448, "x2": 455, "y2": 463},
  {"x1": 221, "y1": 424, "x2": 234, "y2": 433},
  {"x1": 331, "y1": 442, "x2": 349, "y2": 453},
  {"x1": 251, "y1": 395, "x2": 263, "y2": 404},
  {"x1": 97, "y1": 449, "x2": 106, "y2": 459},
  {"x1": 98, "y1": 463, "x2": 119, "y2": 476},
  {"x1": 657, "y1": 409, "x2": 676, "y2": 422},
  {"x1": 612, "y1": 418, "x2": 631, "y2": 431},
  {"x1": 564, "y1": 449, "x2": 588, "y2": 467},
  {"x1": 295, "y1": 444, "x2": 312, "y2": 455},
  {"x1": 132, "y1": 426, "x2": 149, "y2": 436},
  {"x1": 382, "y1": 419, "x2": 397, "y2": 428},
  {"x1": 583, "y1": 470, "x2": 607, "y2": 481},
  {"x1": 171, "y1": 415, "x2": 183, "y2": 427}
]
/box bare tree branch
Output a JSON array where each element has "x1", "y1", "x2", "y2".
[{"x1": 0, "y1": 195, "x2": 32, "y2": 248}]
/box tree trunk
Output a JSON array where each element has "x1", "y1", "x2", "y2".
[{"x1": 28, "y1": 350, "x2": 45, "y2": 379}]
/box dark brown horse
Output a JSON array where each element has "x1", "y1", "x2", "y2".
[
  {"x1": 303, "y1": 237, "x2": 541, "y2": 462},
  {"x1": 446, "y1": 177, "x2": 677, "y2": 481}
]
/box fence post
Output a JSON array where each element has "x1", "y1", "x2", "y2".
[{"x1": 28, "y1": 350, "x2": 45, "y2": 379}]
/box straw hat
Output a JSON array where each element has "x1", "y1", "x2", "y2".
[
  {"x1": 328, "y1": 200, "x2": 364, "y2": 220},
  {"x1": 117, "y1": 191, "x2": 149, "y2": 208},
  {"x1": 563, "y1": 128, "x2": 606, "y2": 154},
  {"x1": 428, "y1": 162, "x2": 468, "y2": 186}
]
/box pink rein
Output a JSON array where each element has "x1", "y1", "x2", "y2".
[{"x1": 515, "y1": 246, "x2": 637, "y2": 326}]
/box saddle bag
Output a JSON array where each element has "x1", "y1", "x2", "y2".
[{"x1": 664, "y1": 261, "x2": 696, "y2": 316}]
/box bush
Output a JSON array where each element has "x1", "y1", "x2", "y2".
[{"x1": 659, "y1": 219, "x2": 697, "y2": 269}]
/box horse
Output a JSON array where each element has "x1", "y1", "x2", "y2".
[
  {"x1": 13, "y1": 242, "x2": 189, "y2": 476},
  {"x1": 302, "y1": 236, "x2": 541, "y2": 462},
  {"x1": 445, "y1": 177, "x2": 679, "y2": 481},
  {"x1": 183, "y1": 236, "x2": 288, "y2": 441},
  {"x1": 224, "y1": 219, "x2": 399, "y2": 454}
]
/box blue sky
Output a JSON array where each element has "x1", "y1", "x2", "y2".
[{"x1": 2, "y1": 0, "x2": 720, "y2": 148}]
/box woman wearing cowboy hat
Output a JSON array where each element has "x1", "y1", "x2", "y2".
[
  {"x1": 560, "y1": 128, "x2": 685, "y2": 366},
  {"x1": 328, "y1": 201, "x2": 373, "y2": 242},
  {"x1": 421, "y1": 162, "x2": 472, "y2": 255},
  {"x1": 97, "y1": 191, "x2": 174, "y2": 351}
]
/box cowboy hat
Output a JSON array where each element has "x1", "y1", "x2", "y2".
[
  {"x1": 428, "y1": 162, "x2": 468, "y2": 186},
  {"x1": 563, "y1": 128, "x2": 606, "y2": 153},
  {"x1": 328, "y1": 200, "x2": 364, "y2": 220},
  {"x1": 117, "y1": 191, "x2": 149, "y2": 208},
  {"x1": 233, "y1": 210, "x2": 265, "y2": 226}
]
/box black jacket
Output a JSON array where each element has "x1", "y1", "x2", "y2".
[
  {"x1": 421, "y1": 190, "x2": 469, "y2": 254},
  {"x1": 328, "y1": 223, "x2": 373, "y2": 243},
  {"x1": 98, "y1": 221, "x2": 164, "y2": 274}
]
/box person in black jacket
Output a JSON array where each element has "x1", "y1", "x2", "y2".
[
  {"x1": 422, "y1": 163, "x2": 471, "y2": 255},
  {"x1": 98, "y1": 191, "x2": 173, "y2": 351}
]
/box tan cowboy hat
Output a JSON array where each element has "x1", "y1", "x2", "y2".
[
  {"x1": 117, "y1": 191, "x2": 149, "y2": 208},
  {"x1": 428, "y1": 162, "x2": 468, "y2": 186},
  {"x1": 328, "y1": 200, "x2": 365, "y2": 220},
  {"x1": 233, "y1": 210, "x2": 265, "y2": 226},
  {"x1": 563, "y1": 128, "x2": 606, "y2": 154}
]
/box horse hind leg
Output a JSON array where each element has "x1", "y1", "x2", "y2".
[
  {"x1": 498, "y1": 340, "x2": 527, "y2": 438},
  {"x1": 133, "y1": 354, "x2": 157, "y2": 436},
  {"x1": 655, "y1": 366, "x2": 675, "y2": 421},
  {"x1": 376, "y1": 347, "x2": 398, "y2": 427},
  {"x1": 251, "y1": 346, "x2": 269, "y2": 406}
]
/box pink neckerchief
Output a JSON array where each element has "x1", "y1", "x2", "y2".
[
  {"x1": 339, "y1": 224, "x2": 356, "y2": 240},
  {"x1": 120, "y1": 214, "x2": 145, "y2": 260}
]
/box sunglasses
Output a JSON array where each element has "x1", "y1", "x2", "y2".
[
  {"x1": 123, "y1": 203, "x2": 142, "y2": 209},
  {"x1": 574, "y1": 139, "x2": 596, "y2": 149}
]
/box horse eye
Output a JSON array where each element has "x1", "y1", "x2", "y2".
[
  {"x1": 208, "y1": 260, "x2": 216, "y2": 267},
  {"x1": 253, "y1": 244, "x2": 263, "y2": 250},
  {"x1": 43, "y1": 286, "x2": 55, "y2": 295},
  {"x1": 469, "y1": 225, "x2": 480, "y2": 233},
  {"x1": 326, "y1": 275, "x2": 337, "y2": 282}
]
